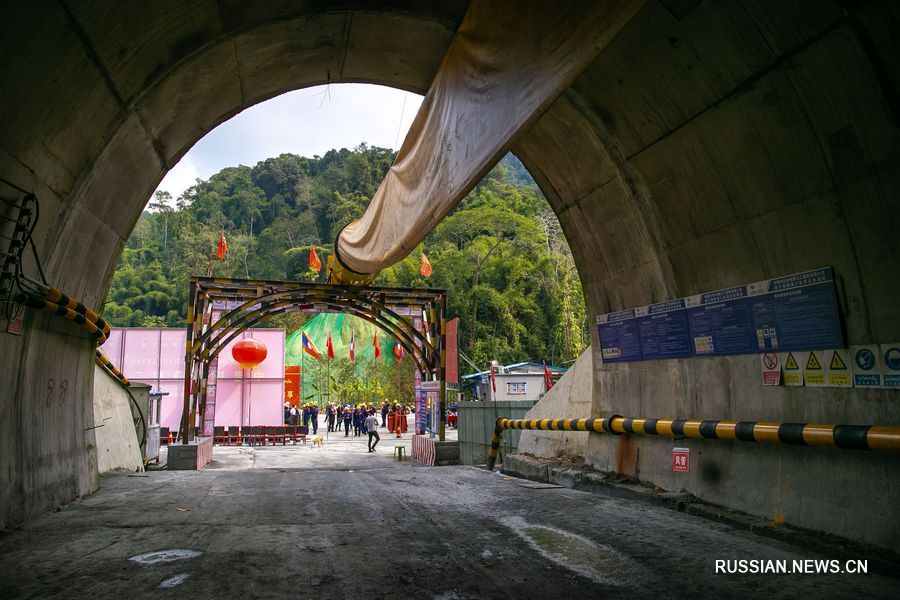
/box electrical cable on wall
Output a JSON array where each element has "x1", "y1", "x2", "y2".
[
  {"x1": 1, "y1": 180, "x2": 144, "y2": 452},
  {"x1": 1, "y1": 178, "x2": 37, "y2": 324},
  {"x1": 2, "y1": 182, "x2": 109, "y2": 342}
]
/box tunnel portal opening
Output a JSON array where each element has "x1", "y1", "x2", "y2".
[
  {"x1": 180, "y1": 277, "x2": 449, "y2": 446},
  {"x1": 2, "y1": 0, "x2": 898, "y2": 551}
]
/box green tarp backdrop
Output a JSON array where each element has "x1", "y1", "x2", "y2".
[{"x1": 284, "y1": 313, "x2": 407, "y2": 405}]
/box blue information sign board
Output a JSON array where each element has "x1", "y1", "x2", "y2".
[
  {"x1": 685, "y1": 285, "x2": 756, "y2": 356},
  {"x1": 639, "y1": 300, "x2": 693, "y2": 359},
  {"x1": 747, "y1": 268, "x2": 843, "y2": 352},
  {"x1": 597, "y1": 268, "x2": 844, "y2": 363},
  {"x1": 416, "y1": 389, "x2": 428, "y2": 434},
  {"x1": 597, "y1": 309, "x2": 642, "y2": 362}
]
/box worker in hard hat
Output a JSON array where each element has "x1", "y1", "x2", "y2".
[
  {"x1": 342, "y1": 404, "x2": 353, "y2": 436},
  {"x1": 310, "y1": 403, "x2": 319, "y2": 434}
]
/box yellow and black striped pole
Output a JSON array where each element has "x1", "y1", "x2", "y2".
[
  {"x1": 485, "y1": 416, "x2": 900, "y2": 470},
  {"x1": 18, "y1": 285, "x2": 132, "y2": 392},
  {"x1": 20, "y1": 294, "x2": 108, "y2": 344},
  {"x1": 95, "y1": 350, "x2": 146, "y2": 457},
  {"x1": 95, "y1": 349, "x2": 129, "y2": 386},
  {"x1": 17, "y1": 285, "x2": 111, "y2": 344},
  {"x1": 44, "y1": 286, "x2": 111, "y2": 339}
]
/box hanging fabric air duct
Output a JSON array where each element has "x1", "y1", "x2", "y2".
[{"x1": 329, "y1": 0, "x2": 644, "y2": 284}]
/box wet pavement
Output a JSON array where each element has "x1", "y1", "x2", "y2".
[{"x1": 0, "y1": 422, "x2": 897, "y2": 599}]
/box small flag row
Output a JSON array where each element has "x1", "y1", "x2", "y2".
[{"x1": 299, "y1": 329, "x2": 404, "y2": 364}]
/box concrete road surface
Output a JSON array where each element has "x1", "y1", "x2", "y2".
[{"x1": 0, "y1": 429, "x2": 896, "y2": 599}]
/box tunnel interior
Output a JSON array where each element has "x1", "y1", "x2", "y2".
[{"x1": 1, "y1": 1, "x2": 898, "y2": 548}]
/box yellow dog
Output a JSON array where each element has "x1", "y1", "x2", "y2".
[{"x1": 312, "y1": 435, "x2": 324, "y2": 447}]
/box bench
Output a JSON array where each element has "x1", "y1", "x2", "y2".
[
  {"x1": 213, "y1": 426, "x2": 228, "y2": 445},
  {"x1": 208, "y1": 426, "x2": 312, "y2": 446},
  {"x1": 227, "y1": 426, "x2": 240, "y2": 445}
]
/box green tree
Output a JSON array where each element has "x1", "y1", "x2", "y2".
[{"x1": 105, "y1": 149, "x2": 588, "y2": 369}]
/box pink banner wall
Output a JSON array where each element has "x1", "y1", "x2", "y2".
[
  {"x1": 160, "y1": 330, "x2": 185, "y2": 378},
  {"x1": 214, "y1": 329, "x2": 286, "y2": 427},
  {"x1": 158, "y1": 380, "x2": 185, "y2": 434},
  {"x1": 102, "y1": 328, "x2": 124, "y2": 366},
  {"x1": 217, "y1": 330, "x2": 285, "y2": 380},
  {"x1": 123, "y1": 329, "x2": 160, "y2": 379},
  {"x1": 101, "y1": 328, "x2": 285, "y2": 431},
  {"x1": 213, "y1": 382, "x2": 243, "y2": 428},
  {"x1": 215, "y1": 380, "x2": 284, "y2": 427}
]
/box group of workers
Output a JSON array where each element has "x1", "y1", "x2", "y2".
[
  {"x1": 283, "y1": 401, "x2": 411, "y2": 438},
  {"x1": 283, "y1": 402, "x2": 320, "y2": 433}
]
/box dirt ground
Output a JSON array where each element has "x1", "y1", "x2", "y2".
[{"x1": 0, "y1": 423, "x2": 897, "y2": 599}]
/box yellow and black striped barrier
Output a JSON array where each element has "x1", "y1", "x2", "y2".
[
  {"x1": 20, "y1": 288, "x2": 137, "y2": 434},
  {"x1": 18, "y1": 286, "x2": 110, "y2": 344},
  {"x1": 485, "y1": 416, "x2": 900, "y2": 470},
  {"x1": 45, "y1": 286, "x2": 110, "y2": 339},
  {"x1": 95, "y1": 349, "x2": 129, "y2": 386}
]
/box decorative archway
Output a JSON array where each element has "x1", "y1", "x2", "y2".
[{"x1": 179, "y1": 277, "x2": 448, "y2": 444}]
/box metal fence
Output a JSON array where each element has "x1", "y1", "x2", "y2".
[{"x1": 457, "y1": 400, "x2": 536, "y2": 465}]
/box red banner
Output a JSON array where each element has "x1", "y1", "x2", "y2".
[
  {"x1": 446, "y1": 317, "x2": 459, "y2": 384},
  {"x1": 284, "y1": 366, "x2": 300, "y2": 406}
]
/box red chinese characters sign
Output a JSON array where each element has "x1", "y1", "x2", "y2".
[
  {"x1": 284, "y1": 366, "x2": 300, "y2": 406},
  {"x1": 672, "y1": 447, "x2": 690, "y2": 472}
]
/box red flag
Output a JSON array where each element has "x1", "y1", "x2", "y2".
[
  {"x1": 216, "y1": 232, "x2": 227, "y2": 260},
  {"x1": 349, "y1": 331, "x2": 355, "y2": 362},
  {"x1": 543, "y1": 361, "x2": 554, "y2": 390},
  {"x1": 420, "y1": 251, "x2": 432, "y2": 278},
  {"x1": 373, "y1": 330, "x2": 381, "y2": 358},
  {"x1": 326, "y1": 330, "x2": 335, "y2": 359},
  {"x1": 308, "y1": 246, "x2": 322, "y2": 272},
  {"x1": 489, "y1": 362, "x2": 497, "y2": 395}
]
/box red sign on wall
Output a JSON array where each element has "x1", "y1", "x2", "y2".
[
  {"x1": 446, "y1": 317, "x2": 459, "y2": 384},
  {"x1": 672, "y1": 447, "x2": 690, "y2": 472},
  {"x1": 760, "y1": 352, "x2": 782, "y2": 386},
  {"x1": 284, "y1": 366, "x2": 300, "y2": 406}
]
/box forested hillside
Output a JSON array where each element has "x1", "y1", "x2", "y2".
[{"x1": 105, "y1": 147, "x2": 588, "y2": 366}]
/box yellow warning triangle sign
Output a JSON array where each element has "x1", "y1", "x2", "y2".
[
  {"x1": 785, "y1": 352, "x2": 799, "y2": 370},
  {"x1": 806, "y1": 352, "x2": 822, "y2": 370},
  {"x1": 830, "y1": 351, "x2": 847, "y2": 370}
]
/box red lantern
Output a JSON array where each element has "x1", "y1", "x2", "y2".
[{"x1": 232, "y1": 338, "x2": 267, "y2": 370}]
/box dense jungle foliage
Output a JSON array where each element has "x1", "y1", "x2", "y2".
[{"x1": 105, "y1": 147, "x2": 588, "y2": 366}]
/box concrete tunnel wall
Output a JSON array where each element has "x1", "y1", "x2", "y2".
[
  {"x1": 0, "y1": 0, "x2": 898, "y2": 548},
  {"x1": 513, "y1": 0, "x2": 900, "y2": 549},
  {"x1": 0, "y1": 0, "x2": 468, "y2": 528}
]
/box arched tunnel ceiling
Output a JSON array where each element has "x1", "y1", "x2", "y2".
[
  {"x1": 513, "y1": 0, "x2": 900, "y2": 344},
  {"x1": 0, "y1": 0, "x2": 468, "y2": 305},
  {"x1": 2, "y1": 0, "x2": 900, "y2": 545},
  {"x1": 2, "y1": 0, "x2": 898, "y2": 347}
]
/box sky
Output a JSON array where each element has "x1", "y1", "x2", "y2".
[{"x1": 153, "y1": 84, "x2": 423, "y2": 202}]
